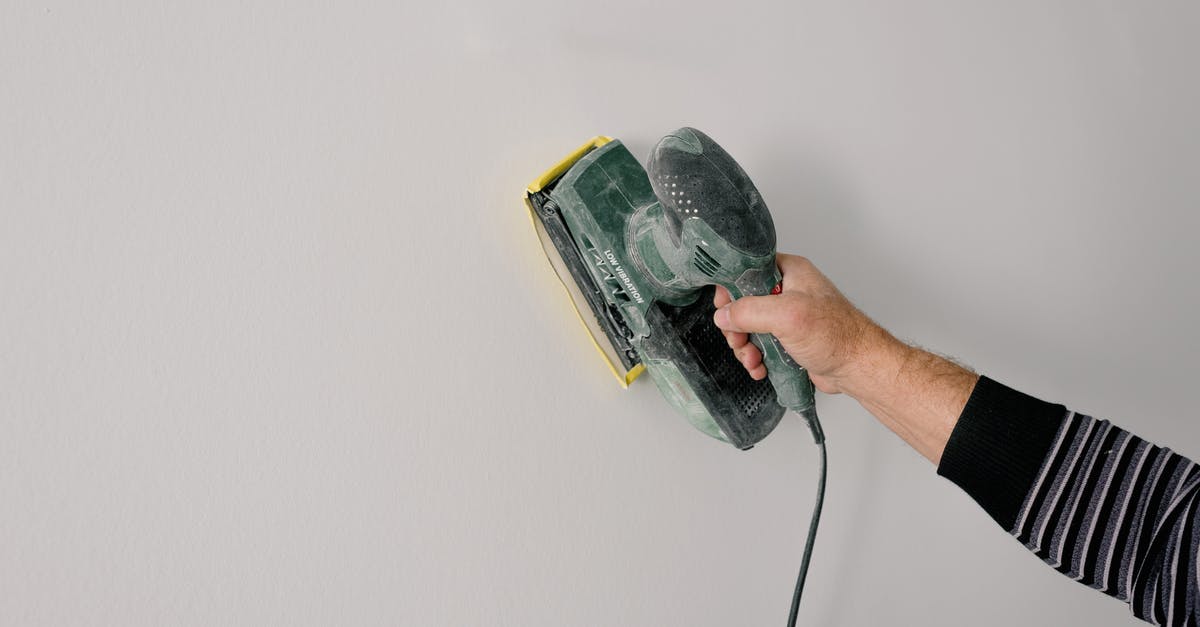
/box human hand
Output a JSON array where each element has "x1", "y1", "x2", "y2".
[
  {"x1": 712, "y1": 254, "x2": 899, "y2": 395},
  {"x1": 714, "y1": 253, "x2": 976, "y2": 463}
]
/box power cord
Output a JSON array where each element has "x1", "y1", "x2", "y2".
[{"x1": 787, "y1": 408, "x2": 827, "y2": 627}]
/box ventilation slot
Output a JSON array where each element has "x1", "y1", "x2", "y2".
[{"x1": 692, "y1": 246, "x2": 721, "y2": 277}]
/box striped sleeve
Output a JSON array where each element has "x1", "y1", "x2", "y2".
[{"x1": 938, "y1": 376, "x2": 1200, "y2": 625}]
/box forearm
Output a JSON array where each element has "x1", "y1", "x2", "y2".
[{"x1": 837, "y1": 330, "x2": 978, "y2": 465}]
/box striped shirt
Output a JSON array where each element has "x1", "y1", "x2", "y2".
[{"x1": 938, "y1": 377, "x2": 1200, "y2": 625}]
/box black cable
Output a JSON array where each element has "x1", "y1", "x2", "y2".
[{"x1": 787, "y1": 409, "x2": 827, "y2": 627}]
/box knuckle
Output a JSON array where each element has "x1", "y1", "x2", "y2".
[
  {"x1": 781, "y1": 253, "x2": 812, "y2": 270},
  {"x1": 727, "y1": 300, "x2": 749, "y2": 329}
]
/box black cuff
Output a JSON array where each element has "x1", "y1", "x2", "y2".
[{"x1": 937, "y1": 376, "x2": 1069, "y2": 530}]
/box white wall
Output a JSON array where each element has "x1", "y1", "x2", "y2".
[{"x1": 3, "y1": 2, "x2": 1198, "y2": 625}]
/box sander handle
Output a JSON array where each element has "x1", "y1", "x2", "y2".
[{"x1": 725, "y1": 266, "x2": 821, "y2": 440}]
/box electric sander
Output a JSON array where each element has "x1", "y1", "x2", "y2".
[{"x1": 525, "y1": 128, "x2": 826, "y2": 623}]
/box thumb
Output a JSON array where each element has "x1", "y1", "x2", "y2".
[{"x1": 713, "y1": 294, "x2": 797, "y2": 335}]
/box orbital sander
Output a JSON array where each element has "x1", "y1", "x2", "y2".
[{"x1": 525, "y1": 128, "x2": 826, "y2": 624}]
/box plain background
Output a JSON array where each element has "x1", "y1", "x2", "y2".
[{"x1": 3, "y1": 2, "x2": 1198, "y2": 625}]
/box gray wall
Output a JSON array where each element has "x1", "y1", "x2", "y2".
[{"x1": 3, "y1": 2, "x2": 1198, "y2": 625}]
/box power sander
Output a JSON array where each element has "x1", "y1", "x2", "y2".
[{"x1": 525, "y1": 128, "x2": 826, "y2": 624}]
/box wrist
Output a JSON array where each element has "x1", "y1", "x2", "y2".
[{"x1": 836, "y1": 324, "x2": 911, "y2": 400}]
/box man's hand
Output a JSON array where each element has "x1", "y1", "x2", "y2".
[
  {"x1": 713, "y1": 253, "x2": 978, "y2": 465},
  {"x1": 712, "y1": 253, "x2": 896, "y2": 395}
]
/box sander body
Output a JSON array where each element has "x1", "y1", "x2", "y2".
[{"x1": 525, "y1": 128, "x2": 818, "y2": 449}]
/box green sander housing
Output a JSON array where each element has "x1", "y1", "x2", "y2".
[{"x1": 526, "y1": 128, "x2": 819, "y2": 449}]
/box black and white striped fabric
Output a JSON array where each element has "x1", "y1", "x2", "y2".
[
  {"x1": 938, "y1": 377, "x2": 1200, "y2": 625},
  {"x1": 1014, "y1": 413, "x2": 1200, "y2": 624}
]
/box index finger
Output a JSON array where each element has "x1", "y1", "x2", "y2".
[{"x1": 777, "y1": 253, "x2": 818, "y2": 292}]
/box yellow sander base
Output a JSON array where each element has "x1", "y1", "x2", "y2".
[{"x1": 524, "y1": 136, "x2": 646, "y2": 388}]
